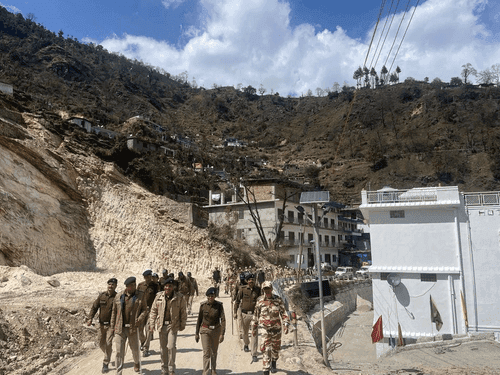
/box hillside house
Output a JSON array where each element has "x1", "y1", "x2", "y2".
[
  {"x1": 92, "y1": 126, "x2": 117, "y2": 139},
  {"x1": 204, "y1": 179, "x2": 362, "y2": 268},
  {"x1": 359, "y1": 186, "x2": 500, "y2": 356},
  {"x1": 127, "y1": 136, "x2": 158, "y2": 152},
  {"x1": 68, "y1": 117, "x2": 92, "y2": 133},
  {"x1": 0, "y1": 82, "x2": 13, "y2": 95},
  {"x1": 224, "y1": 138, "x2": 247, "y2": 147}
]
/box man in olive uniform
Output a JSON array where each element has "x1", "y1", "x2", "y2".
[
  {"x1": 159, "y1": 269, "x2": 169, "y2": 286},
  {"x1": 233, "y1": 273, "x2": 261, "y2": 361},
  {"x1": 109, "y1": 277, "x2": 148, "y2": 374},
  {"x1": 252, "y1": 281, "x2": 289, "y2": 375},
  {"x1": 137, "y1": 269, "x2": 160, "y2": 357},
  {"x1": 87, "y1": 278, "x2": 118, "y2": 373},
  {"x1": 187, "y1": 272, "x2": 199, "y2": 315},
  {"x1": 195, "y1": 287, "x2": 226, "y2": 375},
  {"x1": 149, "y1": 278, "x2": 187, "y2": 375}
]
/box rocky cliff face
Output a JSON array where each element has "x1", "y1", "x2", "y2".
[{"x1": 0, "y1": 111, "x2": 230, "y2": 277}]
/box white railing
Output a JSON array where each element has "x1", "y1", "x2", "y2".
[
  {"x1": 463, "y1": 192, "x2": 500, "y2": 206},
  {"x1": 366, "y1": 189, "x2": 438, "y2": 204}
]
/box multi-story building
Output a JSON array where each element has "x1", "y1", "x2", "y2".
[
  {"x1": 204, "y1": 179, "x2": 363, "y2": 269},
  {"x1": 359, "y1": 186, "x2": 500, "y2": 356}
]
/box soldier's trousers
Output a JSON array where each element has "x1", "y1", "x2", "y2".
[
  {"x1": 115, "y1": 327, "x2": 140, "y2": 375},
  {"x1": 98, "y1": 324, "x2": 112, "y2": 365},
  {"x1": 188, "y1": 295, "x2": 194, "y2": 314},
  {"x1": 241, "y1": 312, "x2": 258, "y2": 355},
  {"x1": 200, "y1": 325, "x2": 221, "y2": 375},
  {"x1": 139, "y1": 313, "x2": 152, "y2": 351},
  {"x1": 260, "y1": 327, "x2": 282, "y2": 370},
  {"x1": 159, "y1": 323, "x2": 178, "y2": 373}
]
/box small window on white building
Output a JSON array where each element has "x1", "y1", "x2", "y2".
[
  {"x1": 421, "y1": 273, "x2": 437, "y2": 282},
  {"x1": 390, "y1": 210, "x2": 405, "y2": 218}
]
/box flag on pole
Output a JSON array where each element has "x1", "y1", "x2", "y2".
[
  {"x1": 430, "y1": 295, "x2": 443, "y2": 331},
  {"x1": 371, "y1": 315, "x2": 383, "y2": 343},
  {"x1": 397, "y1": 323, "x2": 405, "y2": 347}
]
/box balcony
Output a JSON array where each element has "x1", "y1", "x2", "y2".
[
  {"x1": 360, "y1": 187, "x2": 461, "y2": 207},
  {"x1": 463, "y1": 192, "x2": 500, "y2": 206}
]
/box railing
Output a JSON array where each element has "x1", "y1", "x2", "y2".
[
  {"x1": 463, "y1": 192, "x2": 500, "y2": 206},
  {"x1": 367, "y1": 189, "x2": 438, "y2": 204}
]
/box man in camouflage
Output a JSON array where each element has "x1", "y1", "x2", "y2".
[
  {"x1": 87, "y1": 278, "x2": 117, "y2": 374},
  {"x1": 252, "y1": 281, "x2": 289, "y2": 375}
]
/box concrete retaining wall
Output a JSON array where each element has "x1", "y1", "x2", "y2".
[{"x1": 308, "y1": 280, "x2": 373, "y2": 347}]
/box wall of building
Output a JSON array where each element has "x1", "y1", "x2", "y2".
[{"x1": 0, "y1": 82, "x2": 13, "y2": 95}]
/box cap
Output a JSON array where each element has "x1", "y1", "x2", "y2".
[
  {"x1": 162, "y1": 269, "x2": 168, "y2": 274},
  {"x1": 143, "y1": 269, "x2": 153, "y2": 277},
  {"x1": 124, "y1": 276, "x2": 136, "y2": 286},
  {"x1": 107, "y1": 278, "x2": 118, "y2": 284},
  {"x1": 178, "y1": 272, "x2": 184, "y2": 277},
  {"x1": 168, "y1": 273, "x2": 174, "y2": 279},
  {"x1": 246, "y1": 273, "x2": 255, "y2": 281},
  {"x1": 262, "y1": 281, "x2": 273, "y2": 289},
  {"x1": 152, "y1": 273, "x2": 158, "y2": 278},
  {"x1": 206, "y1": 287, "x2": 217, "y2": 296},
  {"x1": 163, "y1": 278, "x2": 174, "y2": 285},
  {"x1": 187, "y1": 272, "x2": 192, "y2": 277}
]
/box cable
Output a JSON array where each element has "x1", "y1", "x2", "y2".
[
  {"x1": 374, "y1": 0, "x2": 401, "y2": 70},
  {"x1": 364, "y1": 0, "x2": 387, "y2": 68},
  {"x1": 383, "y1": 0, "x2": 412, "y2": 69},
  {"x1": 369, "y1": 0, "x2": 396, "y2": 69},
  {"x1": 388, "y1": 0, "x2": 421, "y2": 74}
]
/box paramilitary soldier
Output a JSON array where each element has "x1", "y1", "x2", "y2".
[
  {"x1": 252, "y1": 281, "x2": 289, "y2": 375},
  {"x1": 149, "y1": 278, "x2": 187, "y2": 375},
  {"x1": 177, "y1": 272, "x2": 194, "y2": 314},
  {"x1": 108, "y1": 276, "x2": 148, "y2": 374},
  {"x1": 187, "y1": 271, "x2": 199, "y2": 315},
  {"x1": 87, "y1": 277, "x2": 117, "y2": 374},
  {"x1": 233, "y1": 273, "x2": 261, "y2": 361},
  {"x1": 137, "y1": 269, "x2": 159, "y2": 357},
  {"x1": 195, "y1": 287, "x2": 226, "y2": 375}
]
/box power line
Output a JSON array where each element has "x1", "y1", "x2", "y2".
[
  {"x1": 373, "y1": 0, "x2": 401, "y2": 70},
  {"x1": 388, "y1": 0, "x2": 421, "y2": 74},
  {"x1": 364, "y1": 0, "x2": 387, "y2": 68},
  {"x1": 369, "y1": 0, "x2": 396, "y2": 70},
  {"x1": 383, "y1": 0, "x2": 412, "y2": 69}
]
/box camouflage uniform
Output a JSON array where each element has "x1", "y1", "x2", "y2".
[{"x1": 252, "y1": 282, "x2": 289, "y2": 373}]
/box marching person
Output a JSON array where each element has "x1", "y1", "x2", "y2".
[
  {"x1": 159, "y1": 269, "x2": 169, "y2": 286},
  {"x1": 87, "y1": 278, "x2": 118, "y2": 374},
  {"x1": 212, "y1": 267, "x2": 221, "y2": 295},
  {"x1": 195, "y1": 287, "x2": 226, "y2": 375},
  {"x1": 177, "y1": 272, "x2": 194, "y2": 313},
  {"x1": 252, "y1": 281, "x2": 290, "y2": 375},
  {"x1": 108, "y1": 276, "x2": 148, "y2": 374},
  {"x1": 149, "y1": 278, "x2": 187, "y2": 375},
  {"x1": 137, "y1": 269, "x2": 160, "y2": 357},
  {"x1": 233, "y1": 273, "x2": 261, "y2": 361},
  {"x1": 187, "y1": 272, "x2": 199, "y2": 315}
]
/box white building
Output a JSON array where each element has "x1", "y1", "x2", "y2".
[
  {"x1": 360, "y1": 186, "x2": 500, "y2": 356},
  {"x1": 204, "y1": 179, "x2": 362, "y2": 268},
  {"x1": 0, "y1": 82, "x2": 13, "y2": 95}
]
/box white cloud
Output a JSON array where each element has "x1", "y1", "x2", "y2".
[
  {"x1": 0, "y1": 2, "x2": 21, "y2": 14},
  {"x1": 162, "y1": 0, "x2": 186, "y2": 9},
  {"x1": 100, "y1": 0, "x2": 500, "y2": 95}
]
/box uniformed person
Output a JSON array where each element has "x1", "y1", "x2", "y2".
[
  {"x1": 87, "y1": 278, "x2": 117, "y2": 374},
  {"x1": 149, "y1": 278, "x2": 187, "y2": 375},
  {"x1": 195, "y1": 287, "x2": 226, "y2": 375},
  {"x1": 233, "y1": 273, "x2": 261, "y2": 361},
  {"x1": 137, "y1": 269, "x2": 160, "y2": 357},
  {"x1": 187, "y1": 272, "x2": 199, "y2": 315},
  {"x1": 159, "y1": 269, "x2": 169, "y2": 286},
  {"x1": 252, "y1": 281, "x2": 289, "y2": 375},
  {"x1": 177, "y1": 272, "x2": 194, "y2": 312},
  {"x1": 108, "y1": 276, "x2": 148, "y2": 374}
]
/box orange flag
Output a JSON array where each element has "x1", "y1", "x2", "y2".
[{"x1": 371, "y1": 315, "x2": 383, "y2": 343}]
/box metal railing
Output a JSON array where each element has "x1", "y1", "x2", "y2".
[
  {"x1": 367, "y1": 189, "x2": 438, "y2": 204},
  {"x1": 464, "y1": 192, "x2": 500, "y2": 206}
]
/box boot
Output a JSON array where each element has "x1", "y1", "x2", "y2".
[
  {"x1": 263, "y1": 371, "x2": 270, "y2": 375},
  {"x1": 101, "y1": 363, "x2": 109, "y2": 374},
  {"x1": 244, "y1": 345, "x2": 250, "y2": 352},
  {"x1": 270, "y1": 360, "x2": 277, "y2": 373}
]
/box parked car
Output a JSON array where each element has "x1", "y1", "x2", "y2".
[
  {"x1": 356, "y1": 266, "x2": 371, "y2": 279},
  {"x1": 335, "y1": 266, "x2": 354, "y2": 280}
]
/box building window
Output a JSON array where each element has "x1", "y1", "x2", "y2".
[
  {"x1": 289, "y1": 231, "x2": 295, "y2": 243},
  {"x1": 319, "y1": 235, "x2": 322, "y2": 243},
  {"x1": 298, "y1": 212, "x2": 304, "y2": 223},
  {"x1": 278, "y1": 209, "x2": 284, "y2": 221},
  {"x1": 288, "y1": 211, "x2": 294, "y2": 223},
  {"x1": 338, "y1": 234, "x2": 342, "y2": 242},
  {"x1": 308, "y1": 233, "x2": 314, "y2": 243},
  {"x1": 279, "y1": 231, "x2": 285, "y2": 240},
  {"x1": 331, "y1": 218, "x2": 335, "y2": 228},
  {"x1": 380, "y1": 273, "x2": 389, "y2": 280},
  {"x1": 332, "y1": 255, "x2": 337, "y2": 262},
  {"x1": 421, "y1": 273, "x2": 437, "y2": 282},
  {"x1": 390, "y1": 210, "x2": 405, "y2": 218},
  {"x1": 332, "y1": 236, "x2": 336, "y2": 246},
  {"x1": 238, "y1": 210, "x2": 244, "y2": 219},
  {"x1": 236, "y1": 229, "x2": 244, "y2": 239},
  {"x1": 324, "y1": 217, "x2": 328, "y2": 227},
  {"x1": 325, "y1": 236, "x2": 329, "y2": 245},
  {"x1": 325, "y1": 254, "x2": 331, "y2": 263}
]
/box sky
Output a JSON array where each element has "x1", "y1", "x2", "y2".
[{"x1": 2, "y1": 0, "x2": 500, "y2": 96}]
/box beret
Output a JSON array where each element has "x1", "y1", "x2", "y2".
[
  {"x1": 261, "y1": 281, "x2": 273, "y2": 289},
  {"x1": 143, "y1": 269, "x2": 153, "y2": 276},
  {"x1": 178, "y1": 272, "x2": 184, "y2": 277},
  {"x1": 124, "y1": 276, "x2": 136, "y2": 285},
  {"x1": 206, "y1": 287, "x2": 217, "y2": 296},
  {"x1": 246, "y1": 273, "x2": 255, "y2": 280},
  {"x1": 163, "y1": 278, "x2": 174, "y2": 285},
  {"x1": 152, "y1": 273, "x2": 158, "y2": 278},
  {"x1": 107, "y1": 278, "x2": 118, "y2": 284},
  {"x1": 168, "y1": 273, "x2": 174, "y2": 279}
]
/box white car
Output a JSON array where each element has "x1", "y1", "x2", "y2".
[
  {"x1": 356, "y1": 266, "x2": 371, "y2": 279},
  {"x1": 335, "y1": 266, "x2": 354, "y2": 280}
]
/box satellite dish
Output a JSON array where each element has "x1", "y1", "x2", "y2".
[{"x1": 387, "y1": 274, "x2": 401, "y2": 288}]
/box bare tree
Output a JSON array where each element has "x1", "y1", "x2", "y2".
[
  {"x1": 258, "y1": 84, "x2": 266, "y2": 96},
  {"x1": 461, "y1": 63, "x2": 477, "y2": 85},
  {"x1": 477, "y1": 68, "x2": 495, "y2": 85}
]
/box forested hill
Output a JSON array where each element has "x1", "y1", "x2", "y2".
[{"x1": 1, "y1": 6, "x2": 500, "y2": 204}]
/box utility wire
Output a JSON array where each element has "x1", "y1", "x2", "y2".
[
  {"x1": 374, "y1": 0, "x2": 401, "y2": 70},
  {"x1": 364, "y1": 0, "x2": 387, "y2": 68},
  {"x1": 388, "y1": 0, "x2": 421, "y2": 74},
  {"x1": 383, "y1": 0, "x2": 412, "y2": 69},
  {"x1": 369, "y1": 0, "x2": 396, "y2": 70}
]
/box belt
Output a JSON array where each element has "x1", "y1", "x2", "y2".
[
  {"x1": 124, "y1": 324, "x2": 131, "y2": 328},
  {"x1": 163, "y1": 320, "x2": 172, "y2": 326},
  {"x1": 101, "y1": 322, "x2": 110, "y2": 325},
  {"x1": 241, "y1": 310, "x2": 254, "y2": 314},
  {"x1": 201, "y1": 324, "x2": 218, "y2": 329}
]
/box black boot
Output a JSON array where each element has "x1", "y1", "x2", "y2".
[
  {"x1": 263, "y1": 371, "x2": 270, "y2": 375},
  {"x1": 101, "y1": 363, "x2": 109, "y2": 374},
  {"x1": 270, "y1": 360, "x2": 277, "y2": 373}
]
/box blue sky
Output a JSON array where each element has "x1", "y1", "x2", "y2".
[{"x1": 2, "y1": 0, "x2": 500, "y2": 95}]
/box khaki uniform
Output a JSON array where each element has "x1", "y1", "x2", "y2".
[
  {"x1": 196, "y1": 300, "x2": 226, "y2": 375},
  {"x1": 252, "y1": 294, "x2": 289, "y2": 371},
  {"x1": 149, "y1": 291, "x2": 187, "y2": 374},
  {"x1": 88, "y1": 290, "x2": 116, "y2": 366},
  {"x1": 234, "y1": 284, "x2": 261, "y2": 355},
  {"x1": 109, "y1": 291, "x2": 148, "y2": 375},
  {"x1": 187, "y1": 276, "x2": 199, "y2": 314},
  {"x1": 137, "y1": 280, "x2": 159, "y2": 352}
]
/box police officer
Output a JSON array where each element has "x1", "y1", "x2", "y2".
[
  {"x1": 195, "y1": 287, "x2": 225, "y2": 375},
  {"x1": 109, "y1": 276, "x2": 148, "y2": 374},
  {"x1": 137, "y1": 269, "x2": 159, "y2": 357},
  {"x1": 87, "y1": 278, "x2": 117, "y2": 373},
  {"x1": 187, "y1": 272, "x2": 199, "y2": 315},
  {"x1": 149, "y1": 278, "x2": 187, "y2": 375},
  {"x1": 233, "y1": 273, "x2": 261, "y2": 361},
  {"x1": 159, "y1": 269, "x2": 169, "y2": 286},
  {"x1": 252, "y1": 281, "x2": 289, "y2": 375},
  {"x1": 177, "y1": 272, "x2": 194, "y2": 313}
]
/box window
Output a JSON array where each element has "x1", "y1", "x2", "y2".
[
  {"x1": 308, "y1": 233, "x2": 314, "y2": 243},
  {"x1": 238, "y1": 210, "x2": 244, "y2": 219},
  {"x1": 278, "y1": 209, "x2": 284, "y2": 221},
  {"x1": 236, "y1": 229, "x2": 244, "y2": 239},
  {"x1": 324, "y1": 217, "x2": 328, "y2": 227},
  {"x1": 325, "y1": 254, "x2": 331, "y2": 263},
  {"x1": 298, "y1": 212, "x2": 304, "y2": 224},
  {"x1": 325, "y1": 236, "x2": 329, "y2": 245},
  {"x1": 288, "y1": 211, "x2": 294, "y2": 223},
  {"x1": 421, "y1": 273, "x2": 437, "y2": 282},
  {"x1": 331, "y1": 218, "x2": 335, "y2": 228},
  {"x1": 332, "y1": 236, "x2": 336, "y2": 245},
  {"x1": 289, "y1": 232, "x2": 295, "y2": 243},
  {"x1": 332, "y1": 255, "x2": 337, "y2": 262},
  {"x1": 319, "y1": 235, "x2": 322, "y2": 243},
  {"x1": 279, "y1": 231, "x2": 285, "y2": 240},
  {"x1": 390, "y1": 210, "x2": 405, "y2": 218},
  {"x1": 338, "y1": 234, "x2": 342, "y2": 242}
]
